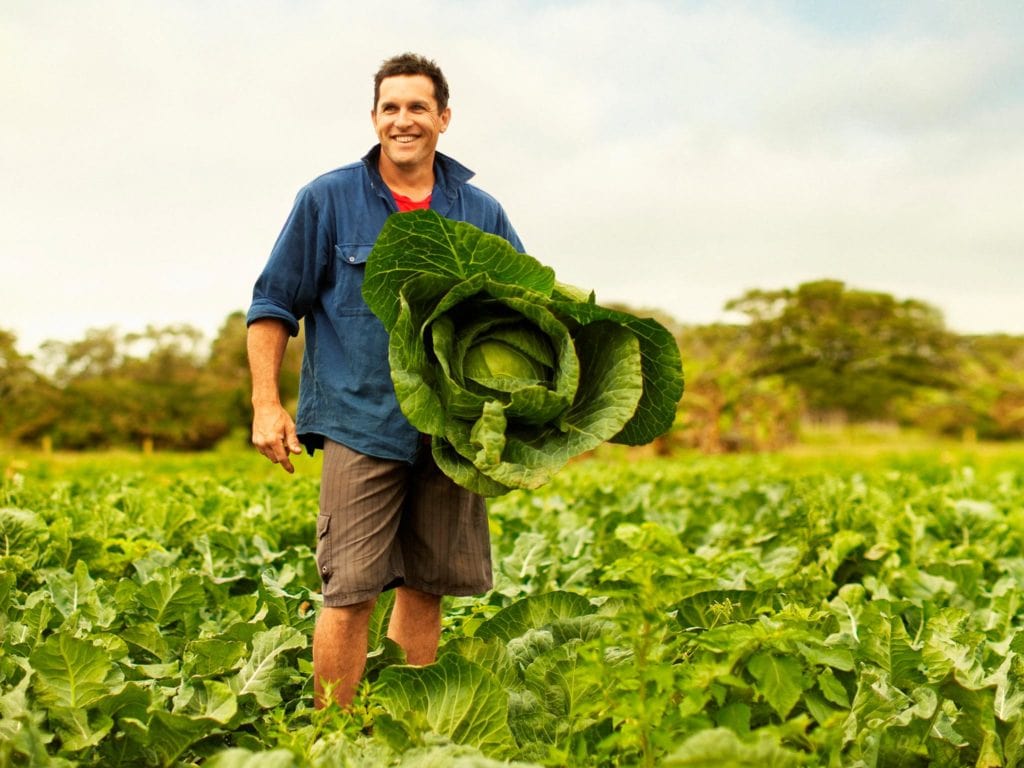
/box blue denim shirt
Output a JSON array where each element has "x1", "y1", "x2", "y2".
[{"x1": 247, "y1": 145, "x2": 525, "y2": 463}]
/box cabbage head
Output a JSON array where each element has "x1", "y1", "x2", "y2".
[{"x1": 363, "y1": 210, "x2": 684, "y2": 496}]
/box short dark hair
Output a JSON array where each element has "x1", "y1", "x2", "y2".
[{"x1": 373, "y1": 53, "x2": 450, "y2": 112}]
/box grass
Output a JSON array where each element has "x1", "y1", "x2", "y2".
[{"x1": 4, "y1": 423, "x2": 1023, "y2": 488}]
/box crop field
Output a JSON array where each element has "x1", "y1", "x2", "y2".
[{"x1": 2, "y1": 444, "x2": 1023, "y2": 767}]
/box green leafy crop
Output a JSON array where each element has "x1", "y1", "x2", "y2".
[
  {"x1": 3, "y1": 448, "x2": 1024, "y2": 766},
  {"x1": 362, "y1": 210, "x2": 685, "y2": 495}
]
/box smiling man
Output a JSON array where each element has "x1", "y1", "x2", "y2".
[
  {"x1": 245, "y1": 53, "x2": 524, "y2": 709},
  {"x1": 373, "y1": 73, "x2": 450, "y2": 195}
]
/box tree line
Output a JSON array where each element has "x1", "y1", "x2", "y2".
[
  {"x1": 2, "y1": 280, "x2": 1022, "y2": 453},
  {"x1": 668, "y1": 280, "x2": 1024, "y2": 452},
  {"x1": 0, "y1": 314, "x2": 299, "y2": 451}
]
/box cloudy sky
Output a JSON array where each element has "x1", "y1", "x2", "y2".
[{"x1": 3, "y1": 0, "x2": 1023, "y2": 353}]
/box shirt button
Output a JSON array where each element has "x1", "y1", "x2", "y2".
[{"x1": 348, "y1": 256, "x2": 356, "y2": 263}]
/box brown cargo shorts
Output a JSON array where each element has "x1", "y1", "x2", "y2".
[{"x1": 316, "y1": 439, "x2": 493, "y2": 607}]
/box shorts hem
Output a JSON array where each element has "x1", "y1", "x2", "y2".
[
  {"x1": 320, "y1": 579, "x2": 493, "y2": 608},
  {"x1": 320, "y1": 586, "x2": 387, "y2": 608},
  {"x1": 401, "y1": 578, "x2": 493, "y2": 597}
]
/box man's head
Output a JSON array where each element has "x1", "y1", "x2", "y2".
[
  {"x1": 371, "y1": 53, "x2": 452, "y2": 178},
  {"x1": 373, "y1": 52, "x2": 449, "y2": 113}
]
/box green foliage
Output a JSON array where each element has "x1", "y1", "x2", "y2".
[
  {"x1": 726, "y1": 280, "x2": 957, "y2": 421},
  {"x1": 4, "y1": 276, "x2": 1024, "y2": 453},
  {"x1": 674, "y1": 324, "x2": 803, "y2": 453},
  {"x1": 362, "y1": 210, "x2": 684, "y2": 495},
  {"x1": 900, "y1": 333, "x2": 1024, "y2": 440},
  {"x1": 0, "y1": 317, "x2": 304, "y2": 452},
  {"x1": 2, "y1": 446, "x2": 1023, "y2": 766}
]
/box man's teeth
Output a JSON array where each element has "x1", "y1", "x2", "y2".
[{"x1": 395, "y1": 136, "x2": 417, "y2": 143}]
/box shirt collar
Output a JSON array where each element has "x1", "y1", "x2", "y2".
[{"x1": 362, "y1": 144, "x2": 475, "y2": 205}]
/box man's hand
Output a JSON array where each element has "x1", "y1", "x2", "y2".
[
  {"x1": 247, "y1": 318, "x2": 300, "y2": 473},
  {"x1": 252, "y1": 403, "x2": 302, "y2": 473}
]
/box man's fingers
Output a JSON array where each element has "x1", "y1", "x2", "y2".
[
  {"x1": 251, "y1": 406, "x2": 299, "y2": 472},
  {"x1": 268, "y1": 437, "x2": 296, "y2": 473},
  {"x1": 284, "y1": 423, "x2": 302, "y2": 454},
  {"x1": 259, "y1": 433, "x2": 298, "y2": 473},
  {"x1": 269, "y1": 439, "x2": 287, "y2": 462}
]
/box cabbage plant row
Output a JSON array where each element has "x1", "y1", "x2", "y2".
[{"x1": 1, "y1": 449, "x2": 1023, "y2": 766}]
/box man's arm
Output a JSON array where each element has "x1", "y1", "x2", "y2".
[{"x1": 247, "y1": 318, "x2": 303, "y2": 473}]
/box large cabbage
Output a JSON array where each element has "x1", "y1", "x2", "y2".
[{"x1": 363, "y1": 210, "x2": 684, "y2": 496}]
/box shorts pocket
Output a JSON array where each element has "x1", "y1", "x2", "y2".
[{"x1": 315, "y1": 513, "x2": 332, "y2": 583}]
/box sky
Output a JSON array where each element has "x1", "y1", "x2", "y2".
[{"x1": 3, "y1": 0, "x2": 1023, "y2": 355}]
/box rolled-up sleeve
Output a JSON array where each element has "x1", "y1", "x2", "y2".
[{"x1": 246, "y1": 186, "x2": 330, "y2": 336}]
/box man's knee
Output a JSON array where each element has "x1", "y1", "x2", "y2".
[
  {"x1": 396, "y1": 584, "x2": 441, "y2": 605},
  {"x1": 319, "y1": 597, "x2": 377, "y2": 627}
]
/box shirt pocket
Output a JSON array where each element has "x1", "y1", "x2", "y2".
[{"x1": 332, "y1": 244, "x2": 375, "y2": 316}]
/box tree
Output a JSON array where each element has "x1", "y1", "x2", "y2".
[
  {"x1": 32, "y1": 324, "x2": 231, "y2": 450},
  {"x1": 0, "y1": 329, "x2": 60, "y2": 444},
  {"x1": 38, "y1": 327, "x2": 125, "y2": 387},
  {"x1": 726, "y1": 280, "x2": 956, "y2": 421},
  {"x1": 118, "y1": 324, "x2": 216, "y2": 449},
  {"x1": 1, "y1": 330, "x2": 35, "y2": 436},
  {"x1": 674, "y1": 323, "x2": 802, "y2": 452},
  {"x1": 899, "y1": 333, "x2": 1024, "y2": 439}
]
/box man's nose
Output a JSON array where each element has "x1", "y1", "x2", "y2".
[{"x1": 395, "y1": 108, "x2": 414, "y2": 127}]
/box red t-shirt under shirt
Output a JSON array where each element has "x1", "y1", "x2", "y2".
[{"x1": 392, "y1": 192, "x2": 432, "y2": 212}]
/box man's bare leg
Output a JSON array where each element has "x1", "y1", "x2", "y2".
[
  {"x1": 387, "y1": 585, "x2": 442, "y2": 665},
  {"x1": 313, "y1": 599, "x2": 376, "y2": 708}
]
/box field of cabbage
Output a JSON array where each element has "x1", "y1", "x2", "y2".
[{"x1": 2, "y1": 445, "x2": 1023, "y2": 767}]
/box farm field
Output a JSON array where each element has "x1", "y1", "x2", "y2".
[{"x1": 2, "y1": 442, "x2": 1023, "y2": 767}]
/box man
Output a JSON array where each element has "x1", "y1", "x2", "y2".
[{"x1": 246, "y1": 53, "x2": 523, "y2": 709}]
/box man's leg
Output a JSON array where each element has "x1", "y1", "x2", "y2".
[
  {"x1": 315, "y1": 440, "x2": 409, "y2": 708},
  {"x1": 387, "y1": 585, "x2": 442, "y2": 665},
  {"x1": 313, "y1": 599, "x2": 376, "y2": 709}
]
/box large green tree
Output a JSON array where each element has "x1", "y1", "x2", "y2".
[
  {"x1": 726, "y1": 280, "x2": 956, "y2": 421},
  {"x1": 33, "y1": 325, "x2": 225, "y2": 449},
  {"x1": 0, "y1": 330, "x2": 60, "y2": 444},
  {"x1": 674, "y1": 323, "x2": 802, "y2": 452},
  {"x1": 900, "y1": 333, "x2": 1024, "y2": 439}
]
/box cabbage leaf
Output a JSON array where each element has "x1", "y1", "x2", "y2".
[{"x1": 363, "y1": 210, "x2": 684, "y2": 495}]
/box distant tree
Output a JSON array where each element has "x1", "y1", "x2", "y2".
[
  {"x1": 118, "y1": 324, "x2": 217, "y2": 449},
  {"x1": 899, "y1": 333, "x2": 1024, "y2": 439},
  {"x1": 978, "y1": 334, "x2": 1024, "y2": 438},
  {"x1": 203, "y1": 311, "x2": 252, "y2": 442},
  {"x1": 15, "y1": 329, "x2": 124, "y2": 447},
  {"x1": 38, "y1": 327, "x2": 125, "y2": 387},
  {"x1": 726, "y1": 280, "x2": 956, "y2": 421},
  {"x1": 0, "y1": 330, "x2": 34, "y2": 435},
  {"x1": 34, "y1": 324, "x2": 232, "y2": 450},
  {"x1": 0, "y1": 329, "x2": 60, "y2": 444},
  {"x1": 674, "y1": 323, "x2": 802, "y2": 452}
]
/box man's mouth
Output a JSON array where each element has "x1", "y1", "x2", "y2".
[{"x1": 393, "y1": 135, "x2": 419, "y2": 144}]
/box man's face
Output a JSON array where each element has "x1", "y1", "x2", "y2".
[{"x1": 372, "y1": 74, "x2": 451, "y2": 175}]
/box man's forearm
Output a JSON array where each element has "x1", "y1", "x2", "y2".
[{"x1": 247, "y1": 318, "x2": 291, "y2": 405}]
